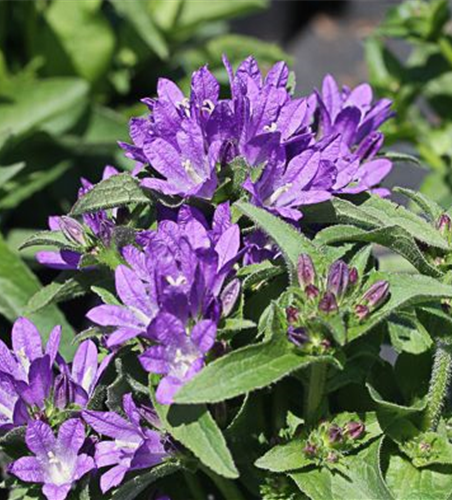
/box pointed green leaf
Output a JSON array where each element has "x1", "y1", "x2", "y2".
[
  {"x1": 19, "y1": 230, "x2": 76, "y2": 251},
  {"x1": 70, "y1": 173, "x2": 149, "y2": 216}
]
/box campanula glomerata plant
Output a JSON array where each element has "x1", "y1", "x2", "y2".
[{"x1": 4, "y1": 54, "x2": 452, "y2": 500}]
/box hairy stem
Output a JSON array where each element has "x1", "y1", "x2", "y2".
[
  {"x1": 304, "y1": 362, "x2": 328, "y2": 425},
  {"x1": 422, "y1": 340, "x2": 452, "y2": 431},
  {"x1": 200, "y1": 465, "x2": 246, "y2": 500}
]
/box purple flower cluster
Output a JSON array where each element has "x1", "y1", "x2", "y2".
[
  {"x1": 87, "y1": 203, "x2": 241, "y2": 404},
  {"x1": 121, "y1": 57, "x2": 393, "y2": 220}
]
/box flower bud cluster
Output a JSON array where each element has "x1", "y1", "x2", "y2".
[
  {"x1": 302, "y1": 419, "x2": 366, "y2": 466},
  {"x1": 286, "y1": 254, "x2": 390, "y2": 352}
]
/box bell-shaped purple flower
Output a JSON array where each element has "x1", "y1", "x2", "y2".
[
  {"x1": 83, "y1": 394, "x2": 168, "y2": 493},
  {"x1": 9, "y1": 419, "x2": 95, "y2": 500}
]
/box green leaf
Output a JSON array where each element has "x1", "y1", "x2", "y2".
[
  {"x1": 19, "y1": 230, "x2": 77, "y2": 252},
  {"x1": 111, "y1": 462, "x2": 180, "y2": 500},
  {"x1": 348, "y1": 272, "x2": 452, "y2": 342},
  {"x1": 154, "y1": 401, "x2": 239, "y2": 479},
  {"x1": 235, "y1": 201, "x2": 322, "y2": 281},
  {"x1": 70, "y1": 173, "x2": 149, "y2": 216},
  {"x1": 0, "y1": 78, "x2": 89, "y2": 139},
  {"x1": 25, "y1": 271, "x2": 107, "y2": 314},
  {"x1": 111, "y1": 0, "x2": 169, "y2": 60},
  {"x1": 388, "y1": 314, "x2": 433, "y2": 355},
  {"x1": 256, "y1": 412, "x2": 381, "y2": 473},
  {"x1": 315, "y1": 224, "x2": 441, "y2": 277},
  {"x1": 290, "y1": 439, "x2": 393, "y2": 500},
  {"x1": 394, "y1": 187, "x2": 444, "y2": 221},
  {"x1": 45, "y1": 0, "x2": 115, "y2": 84},
  {"x1": 0, "y1": 233, "x2": 75, "y2": 359},
  {"x1": 0, "y1": 162, "x2": 25, "y2": 184},
  {"x1": 175, "y1": 307, "x2": 340, "y2": 404},
  {"x1": 385, "y1": 442, "x2": 452, "y2": 500}
]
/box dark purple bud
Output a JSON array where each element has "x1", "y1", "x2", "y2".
[
  {"x1": 221, "y1": 278, "x2": 241, "y2": 317},
  {"x1": 297, "y1": 254, "x2": 316, "y2": 288},
  {"x1": 318, "y1": 292, "x2": 338, "y2": 314},
  {"x1": 305, "y1": 284, "x2": 320, "y2": 300},
  {"x1": 346, "y1": 421, "x2": 365, "y2": 440},
  {"x1": 327, "y1": 260, "x2": 350, "y2": 298},
  {"x1": 360, "y1": 280, "x2": 390, "y2": 308},
  {"x1": 419, "y1": 442, "x2": 431, "y2": 453},
  {"x1": 437, "y1": 214, "x2": 452, "y2": 236},
  {"x1": 286, "y1": 306, "x2": 299, "y2": 324},
  {"x1": 355, "y1": 131, "x2": 384, "y2": 161},
  {"x1": 349, "y1": 267, "x2": 358, "y2": 286},
  {"x1": 328, "y1": 424, "x2": 343, "y2": 444},
  {"x1": 59, "y1": 216, "x2": 86, "y2": 246},
  {"x1": 355, "y1": 304, "x2": 369, "y2": 321},
  {"x1": 288, "y1": 326, "x2": 309, "y2": 347},
  {"x1": 303, "y1": 443, "x2": 317, "y2": 457},
  {"x1": 320, "y1": 338, "x2": 332, "y2": 350}
]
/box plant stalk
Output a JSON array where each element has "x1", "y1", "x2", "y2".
[
  {"x1": 422, "y1": 340, "x2": 452, "y2": 431},
  {"x1": 304, "y1": 361, "x2": 328, "y2": 425}
]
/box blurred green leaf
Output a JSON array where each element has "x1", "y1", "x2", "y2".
[
  {"x1": 0, "y1": 232, "x2": 75, "y2": 359},
  {"x1": 45, "y1": 0, "x2": 115, "y2": 84}
]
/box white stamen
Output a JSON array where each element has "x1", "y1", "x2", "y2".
[
  {"x1": 177, "y1": 98, "x2": 191, "y2": 117},
  {"x1": 266, "y1": 183, "x2": 293, "y2": 205},
  {"x1": 202, "y1": 99, "x2": 215, "y2": 113},
  {"x1": 263, "y1": 122, "x2": 278, "y2": 133},
  {"x1": 115, "y1": 439, "x2": 141, "y2": 451},
  {"x1": 45, "y1": 451, "x2": 74, "y2": 485},
  {"x1": 182, "y1": 159, "x2": 204, "y2": 184},
  {"x1": 166, "y1": 275, "x2": 187, "y2": 287}
]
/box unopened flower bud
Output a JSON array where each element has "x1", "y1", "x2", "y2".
[
  {"x1": 59, "y1": 216, "x2": 86, "y2": 247},
  {"x1": 349, "y1": 267, "x2": 358, "y2": 286},
  {"x1": 297, "y1": 254, "x2": 316, "y2": 288},
  {"x1": 288, "y1": 326, "x2": 309, "y2": 347},
  {"x1": 320, "y1": 338, "x2": 331, "y2": 350},
  {"x1": 327, "y1": 260, "x2": 349, "y2": 298},
  {"x1": 326, "y1": 451, "x2": 339, "y2": 463},
  {"x1": 419, "y1": 442, "x2": 431, "y2": 454},
  {"x1": 355, "y1": 304, "x2": 369, "y2": 321},
  {"x1": 346, "y1": 421, "x2": 365, "y2": 440},
  {"x1": 221, "y1": 279, "x2": 241, "y2": 317},
  {"x1": 305, "y1": 284, "x2": 320, "y2": 300},
  {"x1": 319, "y1": 292, "x2": 338, "y2": 314},
  {"x1": 286, "y1": 306, "x2": 299, "y2": 324},
  {"x1": 303, "y1": 443, "x2": 317, "y2": 457},
  {"x1": 437, "y1": 214, "x2": 452, "y2": 236},
  {"x1": 328, "y1": 424, "x2": 343, "y2": 444},
  {"x1": 360, "y1": 280, "x2": 390, "y2": 308}
]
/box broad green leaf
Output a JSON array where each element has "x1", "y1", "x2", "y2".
[
  {"x1": 388, "y1": 314, "x2": 433, "y2": 354},
  {"x1": 235, "y1": 201, "x2": 321, "y2": 280},
  {"x1": 19, "y1": 230, "x2": 76, "y2": 252},
  {"x1": 385, "y1": 443, "x2": 452, "y2": 500},
  {"x1": 290, "y1": 439, "x2": 393, "y2": 500},
  {"x1": 237, "y1": 261, "x2": 284, "y2": 290},
  {"x1": 0, "y1": 233, "x2": 75, "y2": 359},
  {"x1": 384, "y1": 152, "x2": 424, "y2": 168},
  {"x1": 0, "y1": 78, "x2": 88, "y2": 139},
  {"x1": 155, "y1": 401, "x2": 239, "y2": 479},
  {"x1": 25, "y1": 271, "x2": 107, "y2": 314},
  {"x1": 332, "y1": 197, "x2": 448, "y2": 251},
  {"x1": 256, "y1": 412, "x2": 381, "y2": 473},
  {"x1": 348, "y1": 272, "x2": 452, "y2": 342},
  {"x1": 0, "y1": 162, "x2": 25, "y2": 185},
  {"x1": 0, "y1": 161, "x2": 71, "y2": 211},
  {"x1": 315, "y1": 224, "x2": 441, "y2": 277},
  {"x1": 111, "y1": 462, "x2": 180, "y2": 500},
  {"x1": 46, "y1": 0, "x2": 115, "y2": 84},
  {"x1": 70, "y1": 173, "x2": 149, "y2": 216},
  {"x1": 111, "y1": 0, "x2": 168, "y2": 60},
  {"x1": 394, "y1": 187, "x2": 444, "y2": 221}
]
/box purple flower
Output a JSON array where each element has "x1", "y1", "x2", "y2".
[
  {"x1": 9, "y1": 419, "x2": 95, "y2": 500},
  {"x1": 139, "y1": 313, "x2": 217, "y2": 404},
  {"x1": 87, "y1": 203, "x2": 241, "y2": 348},
  {"x1": 83, "y1": 394, "x2": 168, "y2": 493},
  {"x1": 36, "y1": 166, "x2": 120, "y2": 270}
]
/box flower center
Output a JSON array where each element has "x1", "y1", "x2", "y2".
[
  {"x1": 46, "y1": 452, "x2": 74, "y2": 485},
  {"x1": 202, "y1": 99, "x2": 215, "y2": 113},
  {"x1": 166, "y1": 275, "x2": 187, "y2": 287},
  {"x1": 266, "y1": 183, "x2": 293, "y2": 205},
  {"x1": 182, "y1": 159, "x2": 204, "y2": 185},
  {"x1": 263, "y1": 122, "x2": 278, "y2": 133}
]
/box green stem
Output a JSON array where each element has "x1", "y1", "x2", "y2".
[
  {"x1": 422, "y1": 340, "x2": 452, "y2": 431},
  {"x1": 200, "y1": 465, "x2": 246, "y2": 500},
  {"x1": 304, "y1": 362, "x2": 328, "y2": 425},
  {"x1": 183, "y1": 471, "x2": 206, "y2": 500}
]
